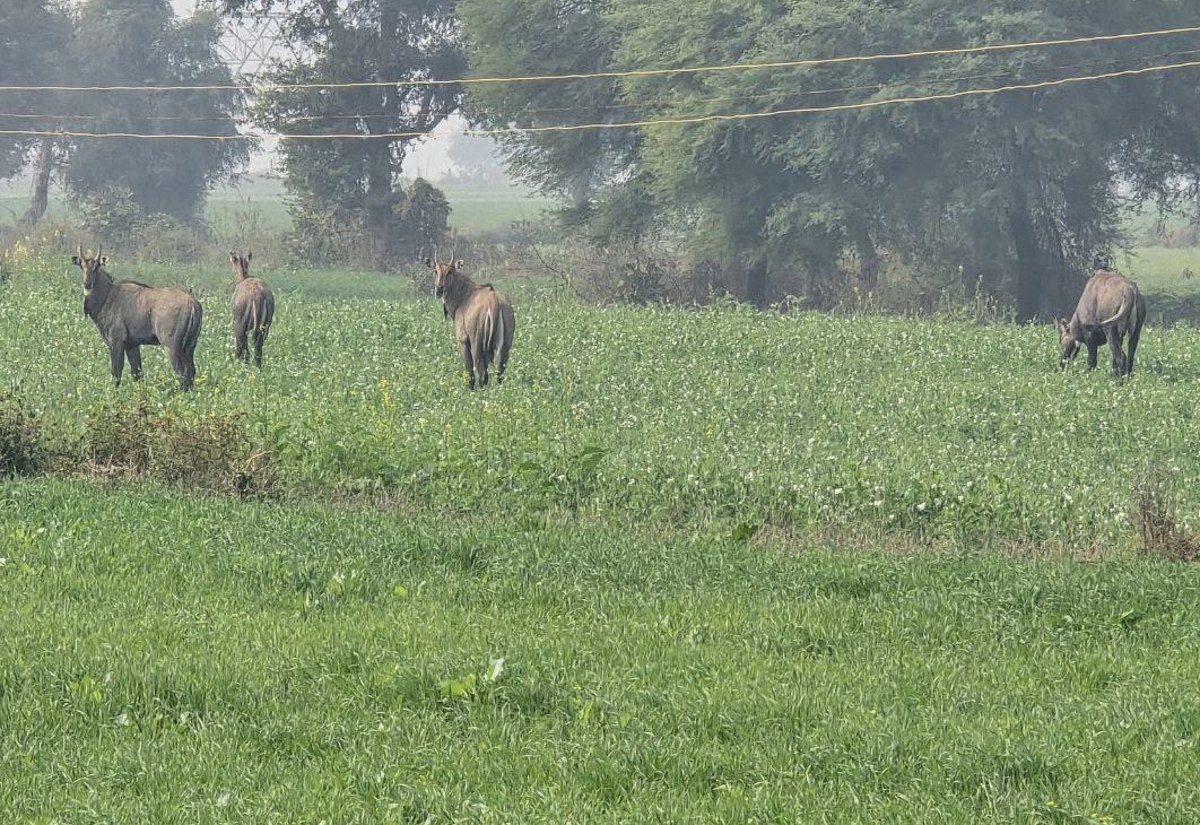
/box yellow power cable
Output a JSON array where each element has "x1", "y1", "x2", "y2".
[
  {"x1": 8, "y1": 45, "x2": 1200, "y2": 123},
  {"x1": 1, "y1": 57, "x2": 1197, "y2": 140},
  {"x1": 0, "y1": 24, "x2": 1197, "y2": 93}
]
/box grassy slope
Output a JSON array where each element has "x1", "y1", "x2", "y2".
[{"x1": 3, "y1": 477, "x2": 1200, "y2": 822}]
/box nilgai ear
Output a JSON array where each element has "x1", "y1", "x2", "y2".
[
  {"x1": 99, "y1": 256, "x2": 108, "y2": 266},
  {"x1": 455, "y1": 259, "x2": 464, "y2": 269},
  {"x1": 424, "y1": 257, "x2": 433, "y2": 268},
  {"x1": 71, "y1": 256, "x2": 82, "y2": 267},
  {"x1": 229, "y1": 251, "x2": 238, "y2": 263},
  {"x1": 246, "y1": 250, "x2": 252, "y2": 263}
]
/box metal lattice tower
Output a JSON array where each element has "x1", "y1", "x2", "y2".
[{"x1": 191, "y1": 0, "x2": 289, "y2": 80}]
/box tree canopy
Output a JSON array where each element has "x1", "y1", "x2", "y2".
[
  {"x1": 241, "y1": 0, "x2": 465, "y2": 268},
  {"x1": 0, "y1": 0, "x2": 70, "y2": 182},
  {"x1": 460, "y1": 0, "x2": 1200, "y2": 316},
  {"x1": 62, "y1": 0, "x2": 249, "y2": 224}
]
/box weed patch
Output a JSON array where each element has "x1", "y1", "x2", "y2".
[
  {"x1": 84, "y1": 397, "x2": 276, "y2": 498},
  {"x1": 1133, "y1": 462, "x2": 1200, "y2": 561},
  {"x1": 0, "y1": 389, "x2": 43, "y2": 476}
]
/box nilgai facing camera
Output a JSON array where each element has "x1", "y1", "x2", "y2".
[
  {"x1": 229, "y1": 251, "x2": 275, "y2": 367},
  {"x1": 72, "y1": 245, "x2": 204, "y2": 390},
  {"x1": 1057, "y1": 268, "x2": 1146, "y2": 377},
  {"x1": 427, "y1": 254, "x2": 515, "y2": 389}
]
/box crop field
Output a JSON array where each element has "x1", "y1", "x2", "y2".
[{"x1": 5, "y1": 247, "x2": 1200, "y2": 820}]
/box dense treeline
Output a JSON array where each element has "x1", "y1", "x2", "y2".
[
  {"x1": 1, "y1": 0, "x2": 247, "y2": 235},
  {"x1": 459, "y1": 0, "x2": 1200, "y2": 317},
  {"x1": 5, "y1": 0, "x2": 1200, "y2": 317}
]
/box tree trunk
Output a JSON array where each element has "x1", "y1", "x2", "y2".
[
  {"x1": 848, "y1": 222, "x2": 880, "y2": 291},
  {"x1": 744, "y1": 259, "x2": 768, "y2": 306},
  {"x1": 1008, "y1": 190, "x2": 1043, "y2": 322},
  {"x1": 363, "y1": 142, "x2": 396, "y2": 269},
  {"x1": 362, "y1": 0, "x2": 403, "y2": 270},
  {"x1": 21, "y1": 137, "x2": 55, "y2": 226}
]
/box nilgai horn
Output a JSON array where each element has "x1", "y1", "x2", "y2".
[
  {"x1": 425, "y1": 255, "x2": 515, "y2": 389},
  {"x1": 72, "y1": 245, "x2": 203, "y2": 390},
  {"x1": 229, "y1": 251, "x2": 275, "y2": 367},
  {"x1": 1057, "y1": 268, "x2": 1146, "y2": 376}
]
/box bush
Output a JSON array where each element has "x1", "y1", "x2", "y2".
[
  {"x1": 77, "y1": 185, "x2": 144, "y2": 250},
  {"x1": 135, "y1": 213, "x2": 210, "y2": 263},
  {"x1": 1132, "y1": 463, "x2": 1200, "y2": 561},
  {"x1": 84, "y1": 398, "x2": 276, "y2": 499},
  {"x1": 395, "y1": 178, "x2": 450, "y2": 260},
  {"x1": 0, "y1": 390, "x2": 43, "y2": 477}
]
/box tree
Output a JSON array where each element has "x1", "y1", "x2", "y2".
[
  {"x1": 61, "y1": 0, "x2": 250, "y2": 226},
  {"x1": 238, "y1": 0, "x2": 465, "y2": 269},
  {"x1": 462, "y1": 0, "x2": 1200, "y2": 316},
  {"x1": 458, "y1": 0, "x2": 635, "y2": 210},
  {"x1": 0, "y1": 0, "x2": 71, "y2": 223}
]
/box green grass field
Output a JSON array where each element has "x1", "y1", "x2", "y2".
[
  {"x1": 4, "y1": 477, "x2": 1200, "y2": 821},
  {"x1": 6, "y1": 247, "x2": 1200, "y2": 820}
]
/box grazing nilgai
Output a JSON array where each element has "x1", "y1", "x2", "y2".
[
  {"x1": 1057, "y1": 269, "x2": 1146, "y2": 376},
  {"x1": 426, "y1": 255, "x2": 515, "y2": 389},
  {"x1": 229, "y1": 251, "x2": 275, "y2": 367},
  {"x1": 72, "y1": 246, "x2": 203, "y2": 390}
]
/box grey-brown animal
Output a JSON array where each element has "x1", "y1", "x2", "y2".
[
  {"x1": 1057, "y1": 269, "x2": 1146, "y2": 376},
  {"x1": 72, "y1": 245, "x2": 203, "y2": 390},
  {"x1": 229, "y1": 251, "x2": 275, "y2": 367},
  {"x1": 426, "y1": 255, "x2": 515, "y2": 389}
]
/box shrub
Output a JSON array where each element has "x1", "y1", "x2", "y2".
[
  {"x1": 1133, "y1": 463, "x2": 1200, "y2": 561},
  {"x1": 77, "y1": 185, "x2": 144, "y2": 250},
  {"x1": 84, "y1": 398, "x2": 276, "y2": 499},
  {"x1": 0, "y1": 390, "x2": 43, "y2": 477}
]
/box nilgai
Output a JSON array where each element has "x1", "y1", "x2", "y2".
[
  {"x1": 72, "y1": 245, "x2": 203, "y2": 390},
  {"x1": 426, "y1": 254, "x2": 515, "y2": 389},
  {"x1": 1057, "y1": 269, "x2": 1146, "y2": 376},
  {"x1": 229, "y1": 251, "x2": 275, "y2": 367}
]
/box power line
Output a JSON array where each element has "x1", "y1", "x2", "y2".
[
  {"x1": 1, "y1": 57, "x2": 1197, "y2": 141},
  {"x1": 0, "y1": 24, "x2": 1197, "y2": 93},
  {"x1": 6, "y1": 47, "x2": 1200, "y2": 129}
]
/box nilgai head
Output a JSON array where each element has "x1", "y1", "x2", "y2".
[
  {"x1": 71, "y1": 243, "x2": 110, "y2": 294},
  {"x1": 230, "y1": 250, "x2": 252, "y2": 281},
  {"x1": 425, "y1": 251, "x2": 464, "y2": 299},
  {"x1": 1055, "y1": 318, "x2": 1080, "y2": 367}
]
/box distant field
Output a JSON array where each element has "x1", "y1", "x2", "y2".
[{"x1": 0, "y1": 179, "x2": 551, "y2": 238}]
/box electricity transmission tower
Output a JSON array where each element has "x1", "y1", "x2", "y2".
[{"x1": 191, "y1": 0, "x2": 289, "y2": 79}]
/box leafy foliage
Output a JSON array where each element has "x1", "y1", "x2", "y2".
[
  {"x1": 461, "y1": 1, "x2": 1200, "y2": 315},
  {"x1": 62, "y1": 0, "x2": 250, "y2": 223},
  {"x1": 246, "y1": 0, "x2": 465, "y2": 269}
]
